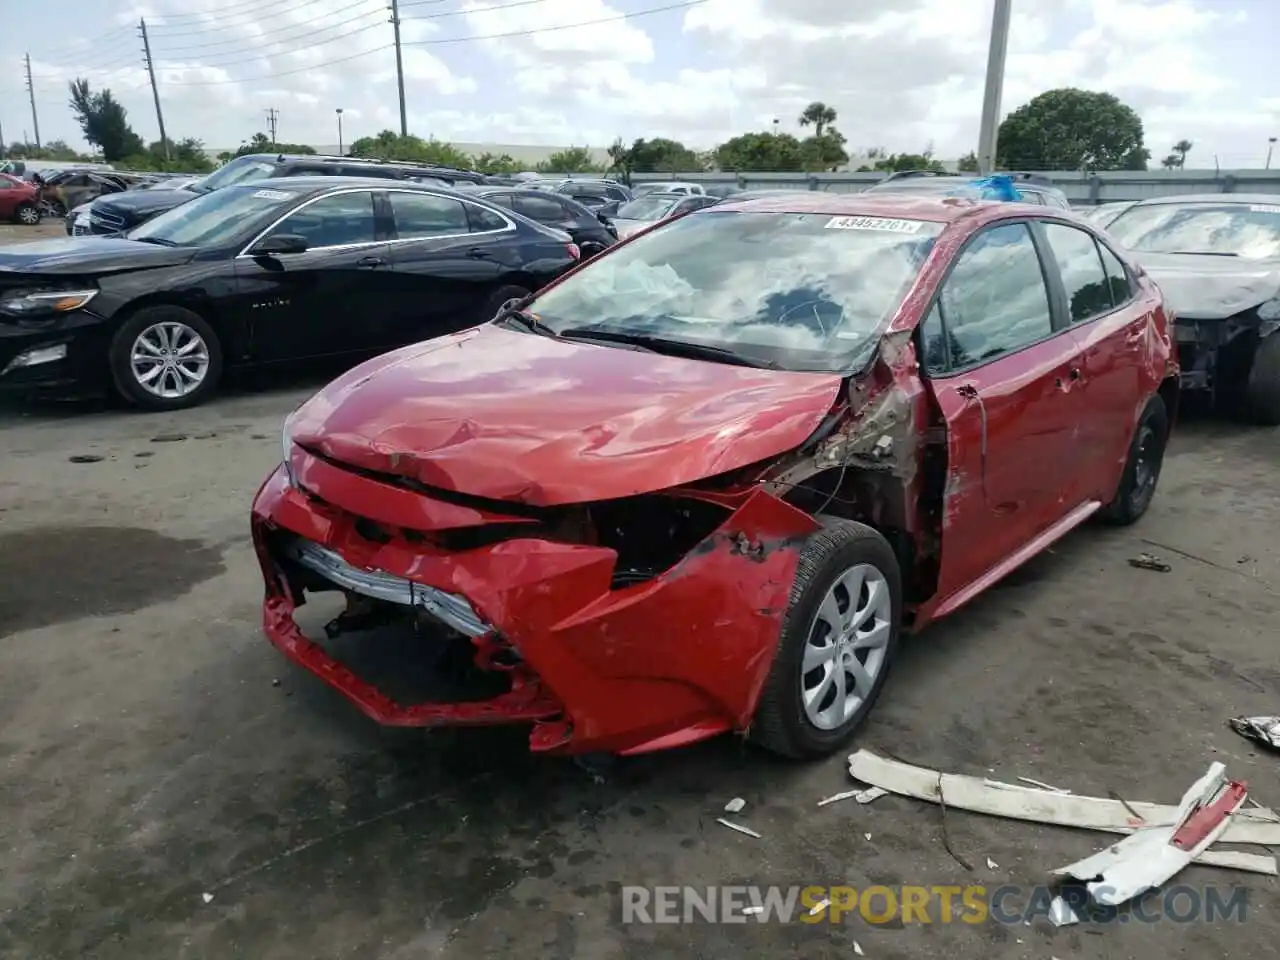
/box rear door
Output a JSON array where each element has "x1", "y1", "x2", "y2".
[
  {"x1": 1038, "y1": 221, "x2": 1153, "y2": 499},
  {"x1": 238, "y1": 188, "x2": 395, "y2": 361},
  {"x1": 381, "y1": 189, "x2": 515, "y2": 342},
  {"x1": 922, "y1": 220, "x2": 1088, "y2": 601}
]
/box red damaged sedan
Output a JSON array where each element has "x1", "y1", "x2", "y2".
[{"x1": 251, "y1": 193, "x2": 1177, "y2": 759}]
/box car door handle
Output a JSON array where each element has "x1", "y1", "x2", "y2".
[
  {"x1": 465, "y1": 247, "x2": 491, "y2": 259},
  {"x1": 1056, "y1": 367, "x2": 1082, "y2": 390},
  {"x1": 356, "y1": 255, "x2": 386, "y2": 268}
]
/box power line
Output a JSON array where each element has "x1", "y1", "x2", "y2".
[
  {"x1": 406, "y1": 0, "x2": 709, "y2": 46},
  {"x1": 147, "y1": 6, "x2": 383, "y2": 54},
  {"x1": 163, "y1": 44, "x2": 393, "y2": 86},
  {"x1": 155, "y1": 20, "x2": 386, "y2": 70},
  {"x1": 128, "y1": 0, "x2": 326, "y2": 28},
  {"x1": 401, "y1": 0, "x2": 555, "y2": 24}
]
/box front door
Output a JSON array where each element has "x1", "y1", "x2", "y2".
[
  {"x1": 237, "y1": 189, "x2": 394, "y2": 362},
  {"x1": 922, "y1": 221, "x2": 1087, "y2": 601}
]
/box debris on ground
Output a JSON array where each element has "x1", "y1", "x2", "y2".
[
  {"x1": 1048, "y1": 896, "x2": 1079, "y2": 927},
  {"x1": 1128, "y1": 553, "x2": 1171, "y2": 572},
  {"x1": 852, "y1": 939, "x2": 864, "y2": 955},
  {"x1": 151, "y1": 433, "x2": 187, "y2": 443},
  {"x1": 68, "y1": 454, "x2": 104, "y2": 464},
  {"x1": 715, "y1": 817, "x2": 761, "y2": 839},
  {"x1": 1229, "y1": 715, "x2": 1280, "y2": 752},
  {"x1": 1051, "y1": 762, "x2": 1248, "y2": 913},
  {"x1": 846, "y1": 750, "x2": 1280, "y2": 874},
  {"x1": 985, "y1": 857, "x2": 998, "y2": 870},
  {"x1": 724, "y1": 797, "x2": 746, "y2": 813},
  {"x1": 856, "y1": 786, "x2": 889, "y2": 803},
  {"x1": 817, "y1": 789, "x2": 859, "y2": 807},
  {"x1": 808, "y1": 897, "x2": 830, "y2": 916},
  {"x1": 742, "y1": 905, "x2": 764, "y2": 916},
  {"x1": 1016, "y1": 776, "x2": 1070, "y2": 794},
  {"x1": 201, "y1": 892, "x2": 214, "y2": 903},
  {"x1": 863, "y1": 832, "x2": 872, "y2": 841}
]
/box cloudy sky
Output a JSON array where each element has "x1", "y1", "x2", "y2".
[{"x1": 0, "y1": 0, "x2": 1276, "y2": 165}]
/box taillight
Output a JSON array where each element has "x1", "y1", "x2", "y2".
[{"x1": 566, "y1": 242, "x2": 581, "y2": 259}]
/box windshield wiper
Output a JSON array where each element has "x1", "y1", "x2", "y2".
[
  {"x1": 1168, "y1": 250, "x2": 1238, "y2": 257},
  {"x1": 495, "y1": 306, "x2": 559, "y2": 337},
  {"x1": 558, "y1": 327, "x2": 778, "y2": 368},
  {"x1": 130, "y1": 236, "x2": 179, "y2": 246}
]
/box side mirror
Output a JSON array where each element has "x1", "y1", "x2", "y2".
[{"x1": 251, "y1": 233, "x2": 308, "y2": 256}]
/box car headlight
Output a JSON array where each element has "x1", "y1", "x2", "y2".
[
  {"x1": 1256, "y1": 299, "x2": 1280, "y2": 322},
  {"x1": 0, "y1": 289, "x2": 97, "y2": 317}
]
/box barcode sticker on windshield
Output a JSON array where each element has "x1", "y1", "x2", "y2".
[
  {"x1": 1250, "y1": 204, "x2": 1280, "y2": 214},
  {"x1": 253, "y1": 189, "x2": 295, "y2": 201},
  {"x1": 825, "y1": 215, "x2": 922, "y2": 233}
]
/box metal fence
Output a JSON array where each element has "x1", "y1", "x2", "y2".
[{"x1": 610, "y1": 169, "x2": 1280, "y2": 206}]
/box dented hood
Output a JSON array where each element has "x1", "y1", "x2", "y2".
[
  {"x1": 1139, "y1": 252, "x2": 1280, "y2": 320},
  {"x1": 290, "y1": 323, "x2": 842, "y2": 505}
]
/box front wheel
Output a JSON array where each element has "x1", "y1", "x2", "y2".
[
  {"x1": 750, "y1": 518, "x2": 902, "y2": 759},
  {"x1": 108, "y1": 305, "x2": 224, "y2": 411},
  {"x1": 15, "y1": 203, "x2": 40, "y2": 225},
  {"x1": 1100, "y1": 394, "x2": 1168, "y2": 525},
  {"x1": 1245, "y1": 333, "x2": 1280, "y2": 426}
]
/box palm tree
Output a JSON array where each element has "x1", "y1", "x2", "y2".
[
  {"x1": 799, "y1": 102, "x2": 838, "y2": 138},
  {"x1": 1173, "y1": 139, "x2": 1193, "y2": 167}
]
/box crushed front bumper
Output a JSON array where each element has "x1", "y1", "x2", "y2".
[{"x1": 250, "y1": 454, "x2": 817, "y2": 756}]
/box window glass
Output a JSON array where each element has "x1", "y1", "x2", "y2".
[
  {"x1": 465, "y1": 202, "x2": 508, "y2": 232},
  {"x1": 940, "y1": 222, "x2": 1053, "y2": 367},
  {"x1": 606, "y1": 186, "x2": 628, "y2": 201},
  {"x1": 517, "y1": 194, "x2": 569, "y2": 223},
  {"x1": 1042, "y1": 222, "x2": 1113, "y2": 323},
  {"x1": 271, "y1": 191, "x2": 377, "y2": 248},
  {"x1": 130, "y1": 183, "x2": 307, "y2": 247},
  {"x1": 527, "y1": 210, "x2": 941, "y2": 373},
  {"x1": 481, "y1": 193, "x2": 514, "y2": 209},
  {"x1": 388, "y1": 191, "x2": 469, "y2": 238},
  {"x1": 1098, "y1": 243, "x2": 1133, "y2": 307},
  {"x1": 920, "y1": 302, "x2": 948, "y2": 373},
  {"x1": 1106, "y1": 202, "x2": 1280, "y2": 258}
]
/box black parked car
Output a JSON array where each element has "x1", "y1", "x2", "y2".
[
  {"x1": 470, "y1": 188, "x2": 617, "y2": 256},
  {"x1": 0, "y1": 178, "x2": 580, "y2": 410},
  {"x1": 87, "y1": 153, "x2": 487, "y2": 236}
]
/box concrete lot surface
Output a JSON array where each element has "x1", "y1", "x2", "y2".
[
  {"x1": 0, "y1": 221, "x2": 70, "y2": 244},
  {"x1": 2, "y1": 361, "x2": 1279, "y2": 954}
]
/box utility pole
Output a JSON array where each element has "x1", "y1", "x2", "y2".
[
  {"x1": 139, "y1": 19, "x2": 170, "y2": 161},
  {"x1": 1267, "y1": 137, "x2": 1277, "y2": 171},
  {"x1": 975, "y1": 0, "x2": 1011, "y2": 174},
  {"x1": 388, "y1": 0, "x2": 408, "y2": 137},
  {"x1": 265, "y1": 108, "x2": 279, "y2": 145},
  {"x1": 23, "y1": 53, "x2": 41, "y2": 151},
  {"x1": 0, "y1": 116, "x2": 5, "y2": 159}
]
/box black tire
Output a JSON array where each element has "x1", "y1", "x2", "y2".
[
  {"x1": 14, "y1": 202, "x2": 41, "y2": 226},
  {"x1": 1245, "y1": 333, "x2": 1280, "y2": 426},
  {"x1": 1100, "y1": 394, "x2": 1168, "y2": 525},
  {"x1": 108, "y1": 305, "x2": 224, "y2": 411},
  {"x1": 477, "y1": 284, "x2": 531, "y2": 324},
  {"x1": 750, "y1": 518, "x2": 902, "y2": 759}
]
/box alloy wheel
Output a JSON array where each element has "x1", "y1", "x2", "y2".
[
  {"x1": 800, "y1": 562, "x2": 893, "y2": 731},
  {"x1": 130, "y1": 321, "x2": 212, "y2": 400}
]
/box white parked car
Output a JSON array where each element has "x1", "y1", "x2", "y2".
[{"x1": 632, "y1": 180, "x2": 706, "y2": 197}]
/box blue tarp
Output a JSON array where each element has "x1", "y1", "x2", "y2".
[{"x1": 944, "y1": 174, "x2": 1023, "y2": 202}]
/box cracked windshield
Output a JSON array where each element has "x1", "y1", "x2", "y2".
[{"x1": 527, "y1": 210, "x2": 942, "y2": 371}]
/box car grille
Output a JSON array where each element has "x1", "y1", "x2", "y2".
[{"x1": 89, "y1": 209, "x2": 126, "y2": 234}]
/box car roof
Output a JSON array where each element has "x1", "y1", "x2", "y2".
[
  {"x1": 1128, "y1": 193, "x2": 1280, "y2": 207},
  {"x1": 713, "y1": 192, "x2": 1040, "y2": 224},
  {"x1": 246, "y1": 176, "x2": 477, "y2": 195}
]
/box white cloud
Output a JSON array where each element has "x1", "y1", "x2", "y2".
[{"x1": 3, "y1": 0, "x2": 1273, "y2": 167}]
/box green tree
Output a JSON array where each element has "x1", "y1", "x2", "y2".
[
  {"x1": 347, "y1": 130, "x2": 474, "y2": 168},
  {"x1": 233, "y1": 132, "x2": 317, "y2": 157},
  {"x1": 607, "y1": 138, "x2": 634, "y2": 181},
  {"x1": 67, "y1": 78, "x2": 144, "y2": 161},
  {"x1": 801, "y1": 130, "x2": 848, "y2": 171},
  {"x1": 119, "y1": 137, "x2": 215, "y2": 173},
  {"x1": 473, "y1": 152, "x2": 519, "y2": 175},
  {"x1": 798, "y1": 101, "x2": 838, "y2": 138},
  {"x1": 996, "y1": 88, "x2": 1149, "y2": 171},
  {"x1": 1172, "y1": 138, "x2": 1193, "y2": 168},
  {"x1": 873, "y1": 151, "x2": 945, "y2": 173},
  {"x1": 1161, "y1": 153, "x2": 1180, "y2": 169},
  {"x1": 536, "y1": 146, "x2": 602, "y2": 173},
  {"x1": 957, "y1": 150, "x2": 980, "y2": 172},
  {"x1": 714, "y1": 132, "x2": 805, "y2": 172},
  {"x1": 627, "y1": 137, "x2": 702, "y2": 173}
]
